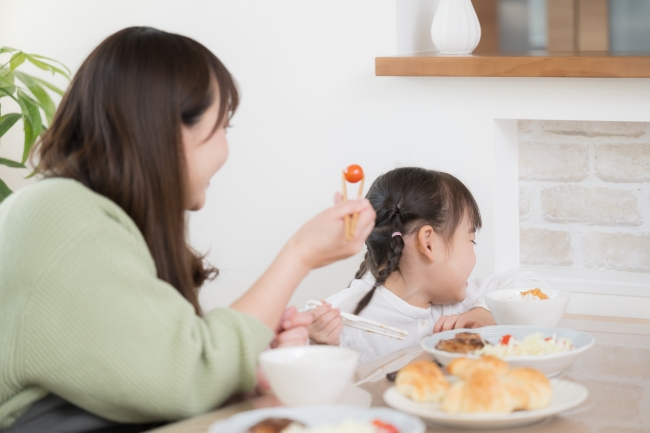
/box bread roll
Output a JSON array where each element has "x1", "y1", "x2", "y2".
[
  {"x1": 442, "y1": 368, "x2": 514, "y2": 413},
  {"x1": 442, "y1": 356, "x2": 552, "y2": 413},
  {"x1": 447, "y1": 355, "x2": 510, "y2": 379},
  {"x1": 395, "y1": 360, "x2": 450, "y2": 402},
  {"x1": 503, "y1": 368, "x2": 552, "y2": 410}
]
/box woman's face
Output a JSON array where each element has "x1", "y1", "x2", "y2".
[{"x1": 182, "y1": 85, "x2": 229, "y2": 211}]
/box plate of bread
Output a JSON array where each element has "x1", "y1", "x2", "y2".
[
  {"x1": 383, "y1": 357, "x2": 588, "y2": 430},
  {"x1": 420, "y1": 325, "x2": 595, "y2": 377}
]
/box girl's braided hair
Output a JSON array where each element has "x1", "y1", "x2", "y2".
[{"x1": 353, "y1": 167, "x2": 482, "y2": 315}]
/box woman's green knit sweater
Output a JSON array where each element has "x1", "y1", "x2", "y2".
[{"x1": 0, "y1": 178, "x2": 273, "y2": 428}]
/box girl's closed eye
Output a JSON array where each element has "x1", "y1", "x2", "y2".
[{"x1": 471, "y1": 240, "x2": 477, "y2": 245}]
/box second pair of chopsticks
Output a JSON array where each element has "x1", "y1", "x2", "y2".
[{"x1": 304, "y1": 300, "x2": 409, "y2": 340}]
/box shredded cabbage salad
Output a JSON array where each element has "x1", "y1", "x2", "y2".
[{"x1": 473, "y1": 333, "x2": 573, "y2": 357}]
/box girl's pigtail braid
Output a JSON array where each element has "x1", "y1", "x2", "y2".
[
  {"x1": 353, "y1": 209, "x2": 406, "y2": 315},
  {"x1": 354, "y1": 251, "x2": 370, "y2": 280}
]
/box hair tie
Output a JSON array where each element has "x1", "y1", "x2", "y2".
[{"x1": 392, "y1": 232, "x2": 402, "y2": 238}]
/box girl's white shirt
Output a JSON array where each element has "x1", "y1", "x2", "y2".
[{"x1": 322, "y1": 271, "x2": 547, "y2": 363}]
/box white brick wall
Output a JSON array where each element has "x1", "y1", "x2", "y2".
[{"x1": 518, "y1": 120, "x2": 650, "y2": 274}]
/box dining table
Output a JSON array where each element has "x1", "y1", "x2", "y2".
[{"x1": 146, "y1": 313, "x2": 650, "y2": 433}]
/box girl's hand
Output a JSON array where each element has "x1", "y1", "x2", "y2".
[
  {"x1": 288, "y1": 198, "x2": 376, "y2": 271},
  {"x1": 271, "y1": 306, "x2": 313, "y2": 348},
  {"x1": 308, "y1": 301, "x2": 343, "y2": 345},
  {"x1": 433, "y1": 308, "x2": 495, "y2": 333}
]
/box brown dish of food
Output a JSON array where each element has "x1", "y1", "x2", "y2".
[
  {"x1": 435, "y1": 332, "x2": 484, "y2": 354},
  {"x1": 248, "y1": 417, "x2": 304, "y2": 433}
]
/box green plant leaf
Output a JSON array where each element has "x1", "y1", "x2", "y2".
[
  {"x1": 0, "y1": 113, "x2": 21, "y2": 138},
  {"x1": 25, "y1": 54, "x2": 70, "y2": 79},
  {"x1": 0, "y1": 68, "x2": 15, "y2": 83},
  {"x1": 15, "y1": 71, "x2": 55, "y2": 125},
  {"x1": 16, "y1": 89, "x2": 42, "y2": 163},
  {"x1": 26, "y1": 54, "x2": 71, "y2": 77},
  {"x1": 9, "y1": 52, "x2": 26, "y2": 72},
  {"x1": 33, "y1": 77, "x2": 65, "y2": 96},
  {"x1": 0, "y1": 74, "x2": 15, "y2": 91},
  {"x1": 0, "y1": 157, "x2": 26, "y2": 168},
  {"x1": 0, "y1": 47, "x2": 17, "y2": 54},
  {"x1": 0, "y1": 177, "x2": 12, "y2": 203},
  {"x1": 0, "y1": 86, "x2": 18, "y2": 100},
  {"x1": 17, "y1": 89, "x2": 41, "y2": 132},
  {"x1": 0, "y1": 86, "x2": 18, "y2": 102}
]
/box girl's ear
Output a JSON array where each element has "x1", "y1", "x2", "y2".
[{"x1": 417, "y1": 225, "x2": 437, "y2": 262}]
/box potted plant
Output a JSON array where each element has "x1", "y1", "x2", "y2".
[{"x1": 0, "y1": 47, "x2": 70, "y2": 203}]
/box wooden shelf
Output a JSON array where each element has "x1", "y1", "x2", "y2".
[{"x1": 375, "y1": 52, "x2": 650, "y2": 78}]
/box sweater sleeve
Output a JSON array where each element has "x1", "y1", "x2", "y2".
[{"x1": 20, "y1": 194, "x2": 273, "y2": 423}]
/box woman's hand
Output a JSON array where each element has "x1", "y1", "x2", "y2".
[
  {"x1": 255, "y1": 307, "x2": 313, "y2": 394},
  {"x1": 288, "y1": 198, "x2": 376, "y2": 271},
  {"x1": 271, "y1": 306, "x2": 313, "y2": 348},
  {"x1": 232, "y1": 195, "x2": 375, "y2": 330},
  {"x1": 308, "y1": 301, "x2": 343, "y2": 345},
  {"x1": 433, "y1": 308, "x2": 495, "y2": 333}
]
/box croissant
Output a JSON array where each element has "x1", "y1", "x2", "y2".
[
  {"x1": 442, "y1": 368, "x2": 515, "y2": 413},
  {"x1": 447, "y1": 355, "x2": 510, "y2": 379},
  {"x1": 395, "y1": 360, "x2": 450, "y2": 402},
  {"x1": 503, "y1": 367, "x2": 552, "y2": 410}
]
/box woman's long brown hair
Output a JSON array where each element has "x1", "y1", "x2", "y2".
[{"x1": 36, "y1": 27, "x2": 239, "y2": 315}]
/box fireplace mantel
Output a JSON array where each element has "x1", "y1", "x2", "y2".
[{"x1": 375, "y1": 52, "x2": 650, "y2": 78}]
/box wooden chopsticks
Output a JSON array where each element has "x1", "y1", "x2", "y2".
[
  {"x1": 304, "y1": 300, "x2": 409, "y2": 340},
  {"x1": 342, "y1": 171, "x2": 365, "y2": 240}
]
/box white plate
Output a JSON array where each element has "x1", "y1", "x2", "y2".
[
  {"x1": 383, "y1": 379, "x2": 589, "y2": 430},
  {"x1": 208, "y1": 405, "x2": 426, "y2": 433},
  {"x1": 420, "y1": 325, "x2": 595, "y2": 377}
]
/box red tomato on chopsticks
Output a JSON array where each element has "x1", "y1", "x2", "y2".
[{"x1": 344, "y1": 164, "x2": 364, "y2": 183}]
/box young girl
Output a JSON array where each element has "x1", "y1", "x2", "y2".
[
  {"x1": 0, "y1": 27, "x2": 374, "y2": 432},
  {"x1": 309, "y1": 167, "x2": 495, "y2": 362}
]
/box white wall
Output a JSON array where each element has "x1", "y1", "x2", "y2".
[{"x1": 2, "y1": 0, "x2": 649, "y2": 314}]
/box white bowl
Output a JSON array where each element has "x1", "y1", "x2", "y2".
[
  {"x1": 259, "y1": 346, "x2": 359, "y2": 407},
  {"x1": 208, "y1": 406, "x2": 426, "y2": 433},
  {"x1": 421, "y1": 326, "x2": 595, "y2": 377},
  {"x1": 486, "y1": 288, "x2": 570, "y2": 327}
]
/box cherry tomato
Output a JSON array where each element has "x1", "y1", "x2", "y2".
[
  {"x1": 344, "y1": 164, "x2": 364, "y2": 183},
  {"x1": 500, "y1": 334, "x2": 512, "y2": 345},
  {"x1": 372, "y1": 419, "x2": 400, "y2": 433}
]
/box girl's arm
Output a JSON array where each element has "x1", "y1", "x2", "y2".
[
  {"x1": 231, "y1": 198, "x2": 375, "y2": 329},
  {"x1": 433, "y1": 307, "x2": 496, "y2": 333}
]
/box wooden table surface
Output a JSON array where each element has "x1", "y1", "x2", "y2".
[{"x1": 147, "y1": 314, "x2": 650, "y2": 433}]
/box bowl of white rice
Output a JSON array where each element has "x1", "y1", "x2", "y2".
[
  {"x1": 485, "y1": 288, "x2": 570, "y2": 327},
  {"x1": 259, "y1": 346, "x2": 359, "y2": 407}
]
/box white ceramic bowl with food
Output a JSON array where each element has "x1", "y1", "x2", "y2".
[
  {"x1": 259, "y1": 346, "x2": 359, "y2": 407},
  {"x1": 208, "y1": 406, "x2": 426, "y2": 433},
  {"x1": 485, "y1": 288, "x2": 570, "y2": 327},
  {"x1": 421, "y1": 325, "x2": 595, "y2": 377}
]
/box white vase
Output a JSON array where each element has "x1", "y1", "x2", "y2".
[{"x1": 431, "y1": 0, "x2": 482, "y2": 55}]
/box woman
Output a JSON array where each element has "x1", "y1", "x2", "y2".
[{"x1": 0, "y1": 27, "x2": 374, "y2": 432}]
